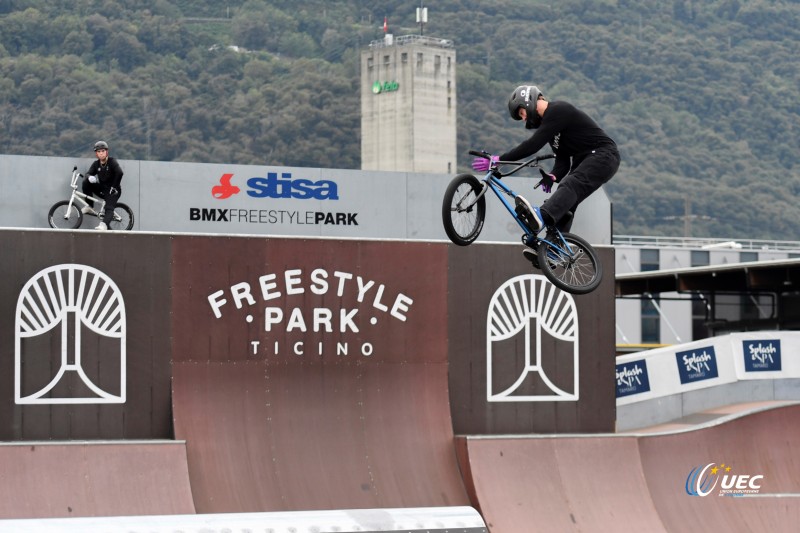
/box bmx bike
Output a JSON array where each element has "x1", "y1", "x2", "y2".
[
  {"x1": 48, "y1": 166, "x2": 134, "y2": 230},
  {"x1": 441, "y1": 150, "x2": 602, "y2": 295}
]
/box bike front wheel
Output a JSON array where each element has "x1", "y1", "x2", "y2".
[
  {"x1": 48, "y1": 201, "x2": 82, "y2": 229},
  {"x1": 442, "y1": 173, "x2": 486, "y2": 246},
  {"x1": 107, "y1": 203, "x2": 135, "y2": 230},
  {"x1": 537, "y1": 232, "x2": 603, "y2": 295}
]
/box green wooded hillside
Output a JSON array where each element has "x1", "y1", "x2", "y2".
[{"x1": 1, "y1": 0, "x2": 798, "y2": 240}]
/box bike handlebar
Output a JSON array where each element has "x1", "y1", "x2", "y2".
[
  {"x1": 70, "y1": 166, "x2": 82, "y2": 188},
  {"x1": 468, "y1": 149, "x2": 555, "y2": 178}
]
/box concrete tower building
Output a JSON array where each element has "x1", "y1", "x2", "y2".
[{"x1": 360, "y1": 33, "x2": 456, "y2": 174}]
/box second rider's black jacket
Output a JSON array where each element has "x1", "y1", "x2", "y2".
[{"x1": 87, "y1": 156, "x2": 124, "y2": 191}]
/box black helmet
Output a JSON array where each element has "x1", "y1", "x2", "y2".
[
  {"x1": 508, "y1": 85, "x2": 543, "y2": 129},
  {"x1": 94, "y1": 140, "x2": 109, "y2": 151}
]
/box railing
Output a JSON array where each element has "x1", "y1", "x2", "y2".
[
  {"x1": 613, "y1": 235, "x2": 800, "y2": 253},
  {"x1": 369, "y1": 34, "x2": 454, "y2": 49}
]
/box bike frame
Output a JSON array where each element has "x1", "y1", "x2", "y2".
[
  {"x1": 65, "y1": 168, "x2": 107, "y2": 215},
  {"x1": 467, "y1": 155, "x2": 570, "y2": 255},
  {"x1": 477, "y1": 172, "x2": 533, "y2": 236}
]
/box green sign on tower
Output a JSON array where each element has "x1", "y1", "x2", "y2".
[{"x1": 372, "y1": 81, "x2": 400, "y2": 94}]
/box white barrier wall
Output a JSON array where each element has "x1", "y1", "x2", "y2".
[
  {"x1": 0, "y1": 154, "x2": 613, "y2": 244},
  {"x1": 617, "y1": 332, "x2": 800, "y2": 404},
  {"x1": 616, "y1": 331, "x2": 800, "y2": 429}
]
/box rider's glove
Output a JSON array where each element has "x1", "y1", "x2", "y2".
[
  {"x1": 88, "y1": 175, "x2": 98, "y2": 184},
  {"x1": 537, "y1": 169, "x2": 556, "y2": 193},
  {"x1": 472, "y1": 155, "x2": 499, "y2": 173}
]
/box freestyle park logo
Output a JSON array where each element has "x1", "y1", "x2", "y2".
[
  {"x1": 192, "y1": 172, "x2": 358, "y2": 226},
  {"x1": 15, "y1": 264, "x2": 127, "y2": 405},
  {"x1": 207, "y1": 267, "x2": 414, "y2": 357},
  {"x1": 486, "y1": 275, "x2": 579, "y2": 402},
  {"x1": 685, "y1": 463, "x2": 764, "y2": 497}
]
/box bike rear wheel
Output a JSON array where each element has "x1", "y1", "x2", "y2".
[
  {"x1": 48, "y1": 200, "x2": 82, "y2": 229},
  {"x1": 442, "y1": 173, "x2": 486, "y2": 246},
  {"x1": 537, "y1": 232, "x2": 603, "y2": 295},
  {"x1": 107, "y1": 202, "x2": 134, "y2": 230}
]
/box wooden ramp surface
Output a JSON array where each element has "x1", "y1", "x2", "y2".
[
  {"x1": 457, "y1": 404, "x2": 800, "y2": 532},
  {"x1": 173, "y1": 359, "x2": 469, "y2": 512},
  {"x1": 170, "y1": 237, "x2": 469, "y2": 513},
  {"x1": 0, "y1": 441, "x2": 195, "y2": 519}
]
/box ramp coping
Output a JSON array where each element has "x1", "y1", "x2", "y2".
[
  {"x1": 457, "y1": 400, "x2": 800, "y2": 440},
  {"x1": 0, "y1": 439, "x2": 185, "y2": 447}
]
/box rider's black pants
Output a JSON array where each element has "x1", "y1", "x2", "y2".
[
  {"x1": 540, "y1": 147, "x2": 620, "y2": 232},
  {"x1": 82, "y1": 180, "x2": 122, "y2": 226}
]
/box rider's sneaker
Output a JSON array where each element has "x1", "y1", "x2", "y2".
[
  {"x1": 95, "y1": 222, "x2": 108, "y2": 231},
  {"x1": 81, "y1": 206, "x2": 96, "y2": 215},
  {"x1": 515, "y1": 195, "x2": 544, "y2": 233},
  {"x1": 522, "y1": 247, "x2": 540, "y2": 269},
  {"x1": 531, "y1": 205, "x2": 545, "y2": 232}
]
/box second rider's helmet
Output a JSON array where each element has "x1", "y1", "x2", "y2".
[
  {"x1": 94, "y1": 140, "x2": 109, "y2": 151},
  {"x1": 508, "y1": 85, "x2": 543, "y2": 129}
]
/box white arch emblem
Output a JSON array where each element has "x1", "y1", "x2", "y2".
[
  {"x1": 15, "y1": 264, "x2": 126, "y2": 404},
  {"x1": 486, "y1": 274, "x2": 579, "y2": 402}
]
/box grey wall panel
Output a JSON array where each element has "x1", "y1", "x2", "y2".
[
  {"x1": 1, "y1": 154, "x2": 142, "y2": 231},
  {"x1": 1, "y1": 154, "x2": 612, "y2": 244}
]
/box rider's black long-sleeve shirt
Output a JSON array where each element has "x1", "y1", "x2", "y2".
[
  {"x1": 499, "y1": 101, "x2": 617, "y2": 180},
  {"x1": 87, "y1": 156, "x2": 124, "y2": 190}
]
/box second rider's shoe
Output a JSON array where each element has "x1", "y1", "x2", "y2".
[
  {"x1": 95, "y1": 222, "x2": 108, "y2": 231},
  {"x1": 81, "y1": 206, "x2": 96, "y2": 215},
  {"x1": 522, "y1": 247, "x2": 540, "y2": 269}
]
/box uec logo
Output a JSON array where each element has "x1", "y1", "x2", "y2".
[
  {"x1": 686, "y1": 463, "x2": 764, "y2": 496},
  {"x1": 685, "y1": 463, "x2": 720, "y2": 496}
]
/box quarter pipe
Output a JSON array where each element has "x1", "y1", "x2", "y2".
[{"x1": 457, "y1": 404, "x2": 800, "y2": 532}]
